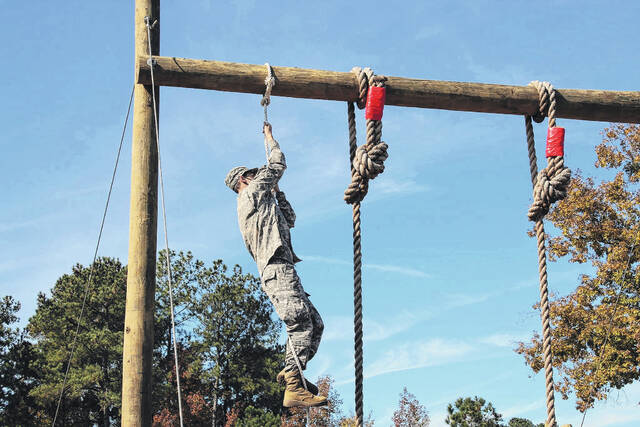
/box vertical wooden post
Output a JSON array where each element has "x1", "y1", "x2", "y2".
[{"x1": 122, "y1": 0, "x2": 159, "y2": 425}]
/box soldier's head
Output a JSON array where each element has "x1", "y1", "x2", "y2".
[{"x1": 225, "y1": 166, "x2": 258, "y2": 194}]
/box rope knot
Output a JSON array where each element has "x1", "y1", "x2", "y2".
[
  {"x1": 528, "y1": 160, "x2": 571, "y2": 222},
  {"x1": 354, "y1": 142, "x2": 389, "y2": 180},
  {"x1": 344, "y1": 67, "x2": 389, "y2": 204}
]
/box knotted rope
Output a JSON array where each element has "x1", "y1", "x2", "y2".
[
  {"x1": 524, "y1": 80, "x2": 571, "y2": 427},
  {"x1": 344, "y1": 67, "x2": 389, "y2": 204},
  {"x1": 527, "y1": 81, "x2": 571, "y2": 222},
  {"x1": 344, "y1": 67, "x2": 388, "y2": 427}
]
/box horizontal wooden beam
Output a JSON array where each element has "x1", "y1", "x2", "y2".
[{"x1": 137, "y1": 56, "x2": 640, "y2": 123}]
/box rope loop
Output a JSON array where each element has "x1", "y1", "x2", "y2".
[
  {"x1": 261, "y1": 63, "x2": 276, "y2": 127},
  {"x1": 344, "y1": 67, "x2": 389, "y2": 204},
  {"x1": 529, "y1": 80, "x2": 555, "y2": 125},
  {"x1": 261, "y1": 62, "x2": 275, "y2": 108},
  {"x1": 351, "y1": 66, "x2": 373, "y2": 109},
  {"x1": 526, "y1": 80, "x2": 571, "y2": 222},
  {"x1": 261, "y1": 63, "x2": 276, "y2": 160}
]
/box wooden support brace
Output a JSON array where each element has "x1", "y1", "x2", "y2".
[{"x1": 137, "y1": 56, "x2": 640, "y2": 123}]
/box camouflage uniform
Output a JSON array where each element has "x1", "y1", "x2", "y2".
[{"x1": 235, "y1": 138, "x2": 323, "y2": 372}]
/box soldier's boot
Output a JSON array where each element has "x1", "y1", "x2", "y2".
[
  {"x1": 282, "y1": 370, "x2": 328, "y2": 408},
  {"x1": 277, "y1": 368, "x2": 319, "y2": 395}
]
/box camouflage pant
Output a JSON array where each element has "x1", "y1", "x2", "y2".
[{"x1": 261, "y1": 262, "x2": 323, "y2": 372}]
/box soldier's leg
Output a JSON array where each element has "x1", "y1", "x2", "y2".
[
  {"x1": 261, "y1": 263, "x2": 314, "y2": 371},
  {"x1": 302, "y1": 291, "x2": 323, "y2": 362}
]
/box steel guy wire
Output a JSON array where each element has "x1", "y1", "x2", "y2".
[{"x1": 51, "y1": 85, "x2": 135, "y2": 427}]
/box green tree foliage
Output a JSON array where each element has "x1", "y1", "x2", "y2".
[
  {"x1": 445, "y1": 396, "x2": 503, "y2": 427},
  {"x1": 27, "y1": 257, "x2": 127, "y2": 426},
  {"x1": 507, "y1": 417, "x2": 543, "y2": 427},
  {"x1": 392, "y1": 387, "x2": 429, "y2": 426},
  {"x1": 0, "y1": 296, "x2": 19, "y2": 351},
  {"x1": 153, "y1": 250, "x2": 284, "y2": 426},
  {"x1": 3, "y1": 251, "x2": 284, "y2": 425},
  {"x1": 517, "y1": 124, "x2": 640, "y2": 411},
  {"x1": 1, "y1": 296, "x2": 21, "y2": 408},
  {"x1": 0, "y1": 296, "x2": 40, "y2": 424},
  {"x1": 236, "y1": 405, "x2": 281, "y2": 427}
]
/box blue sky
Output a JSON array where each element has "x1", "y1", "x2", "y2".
[{"x1": 1, "y1": 1, "x2": 639, "y2": 425}]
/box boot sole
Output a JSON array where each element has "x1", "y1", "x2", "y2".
[{"x1": 283, "y1": 399, "x2": 328, "y2": 408}]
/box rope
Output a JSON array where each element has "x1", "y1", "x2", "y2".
[
  {"x1": 523, "y1": 80, "x2": 572, "y2": 427},
  {"x1": 344, "y1": 67, "x2": 389, "y2": 204},
  {"x1": 343, "y1": 67, "x2": 388, "y2": 427},
  {"x1": 261, "y1": 63, "x2": 275, "y2": 160},
  {"x1": 347, "y1": 101, "x2": 364, "y2": 427},
  {"x1": 145, "y1": 16, "x2": 184, "y2": 427},
  {"x1": 51, "y1": 85, "x2": 134, "y2": 426},
  {"x1": 260, "y1": 64, "x2": 309, "y2": 423}
]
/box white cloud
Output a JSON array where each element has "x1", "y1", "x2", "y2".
[
  {"x1": 501, "y1": 398, "x2": 545, "y2": 419},
  {"x1": 370, "y1": 176, "x2": 429, "y2": 196},
  {"x1": 443, "y1": 292, "x2": 490, "y2": 308},
  {"x1": 302, "y1": 255, "x2": 351, "y2": 267},
  {"x1": 365, "y1": 310, "x2": 421, "y2": 342},
  {"x1": 0, "y1": 215, "x2": 58, "y2": 233},
  {"x1": 365, "y1": 263, "x2": 431, "y2": 279},
  {"x1": 302, "y1": 254, "x2": 432, "y2": 279},
  {"x1": 305, "y1": 353, "x2": 332, "y2": 382},
  {"x1": 362, "y1": 338, "x2": 474, "y2": 380},
  {"x1": 322, "y1": 315, "x2": 353, "y2": 341},
  {"x1": 479, "y1": 332, "x2": 531, "y2": 348},
  {"x1": 322, "y1": 310, "x2": 426, "y2": 343}
]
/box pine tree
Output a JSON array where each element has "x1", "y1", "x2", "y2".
[{"x1": 27, "y1": 257, "x2": 127, "y2": 426}]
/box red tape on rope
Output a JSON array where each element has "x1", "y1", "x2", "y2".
[
  {"x1": 365, "y1": 86, "x2": 386, "y2": 120},
  {"x1": 546, "y1": 127, "x2": 565, "y2": 157}
]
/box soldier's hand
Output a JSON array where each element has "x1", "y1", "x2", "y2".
[{"x1": 263, "y1": 122, "x2": 273, "y2": 137}]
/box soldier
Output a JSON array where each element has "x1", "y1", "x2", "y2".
[{"x1": 224, "y1": 123, "x2": 326, "y2": 408}]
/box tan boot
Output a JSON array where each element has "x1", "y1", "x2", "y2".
[
  {"x1": 277, "y1": 368, "x2": 319, "y2": 395},
  {"x1": 282, "y1": 370, "x2": 328, "y2": 408}
]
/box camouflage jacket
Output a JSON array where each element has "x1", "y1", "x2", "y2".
[{"x1": 236, "y1": 138, "x2": 301, "y2": 275}]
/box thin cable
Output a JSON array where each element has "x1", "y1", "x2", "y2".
[
  {"x1": 51, "y1": 85, "x2": 135, "y2": 426},
  {"x1": 145, "y1": 16, "x2": 184, "y2": 427},
  {"x1": 580, "y1": 226, "x2": 640, "y2": 427}
]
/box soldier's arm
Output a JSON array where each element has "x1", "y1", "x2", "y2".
[
  {"x1": 251, "y1": 124, "x2": 285, "y2": 191},
  {"x1": 275, "y1": 186, "x2": 296, "y2": 228}
]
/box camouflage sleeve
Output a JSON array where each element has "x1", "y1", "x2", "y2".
[
  {"x1": 276, "y1": 191, "x2": 296, "y2": 228},
  {"x1": 251, "y1": 138, "x2": 286, "y2": 192}
]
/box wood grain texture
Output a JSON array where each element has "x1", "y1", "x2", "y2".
[
  {"x1": 123, "y1": 1, "x2": 160, "y2": 426},
  {"x1": 137, "y1": 56, "x2": 640, "y2": 123}
]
